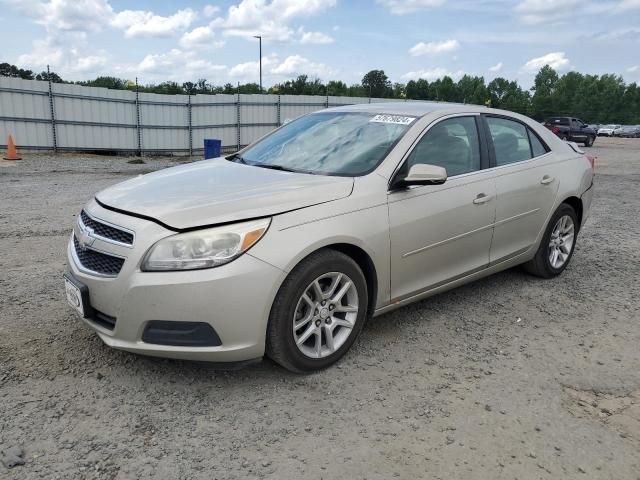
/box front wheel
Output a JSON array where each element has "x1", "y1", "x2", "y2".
[
  {"x1": 584, "y1": 135, "x2": 594, "y2": 147},
  {"x1": 266, "y1": 249, "x2": 368, "y2": 372},
  {"x1": 523, "y1": 204, "x2": 579, "y2": 278}
]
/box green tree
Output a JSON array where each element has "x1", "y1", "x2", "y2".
[
  {"x1": 326, "y1": 80, "x2": 348, "y2": 96},
  {"x1": 79, "y1": 76, "x2": 128, "y2": 90},
  {"x1": 361, "y1": 69, "x2": 391, "y2": 98},
  {"x1": 35, "y1": 70, "x2": 64, "y2": 83},
  {"x1": 530, "y1": 65, "x2": 559, "y2": 120},
  {"x1": 0, "y1": 62, "x2": 34, "y2": 79},
  {"x1": 457, "y1": 75, "x2": 488, "y2": 105},
  {"x1": 405, "y1": 79, "x2": 431, "y2": 100}
]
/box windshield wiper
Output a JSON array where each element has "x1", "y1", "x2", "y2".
[
  {"x1": 227, "y1": 153, "x2": 247, "y2": 164},
  {"x1": 252, "y1": 163, "x2": 298, "y2": 173}
]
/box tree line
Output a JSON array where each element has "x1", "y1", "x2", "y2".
[{"x1": 1, "y1": 62, "x2": 638, "y2": 124}]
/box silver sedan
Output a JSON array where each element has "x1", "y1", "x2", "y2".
[{"x1": 65, "y1": 103, "x2": 594, "y2": 372}]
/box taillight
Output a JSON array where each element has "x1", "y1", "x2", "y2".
[
  {"x1": 585, "y1": 154, "x2": 595, "y2": 168},
  {"x1": 551, "y1": 127, "x2": 560, "y2": 135}
]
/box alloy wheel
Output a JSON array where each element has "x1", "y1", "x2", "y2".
[
  {"x1": 548, "y1": 215, "x2": 575, "y2": 269},
  {"x1": 292, "y1": 272, "x2": 359, "y2": 359}
]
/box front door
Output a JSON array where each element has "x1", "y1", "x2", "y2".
[{"x1": 388, "y1": 115, "x2": 496, "y2": 302}]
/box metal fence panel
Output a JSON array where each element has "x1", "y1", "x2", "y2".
[
  {"x1": 0, "y1": 78, "x2": 428, "y2": 153},
  {"x1": 56, "y1": 124, "x2": 138, "y2": 150},
  {"x1": 0, "y1": 120, "x2": 52, "y2": 148}
]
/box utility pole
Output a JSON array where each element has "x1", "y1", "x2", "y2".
[{"x1": 253, "y1": 35, "x2": 262, "y2": 92}]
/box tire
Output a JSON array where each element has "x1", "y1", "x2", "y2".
[
  {"x1": 266, "y1": 249, "x2": 368, "y2": 373},
  {"x1": 584, "y1": 135, "x2": 594, "y2": 147},
  {"x1": 523, "y1": 204, "x2": 579, "y2": 279},
  {"x1": 560, "y1": 135, "x2": 568, "y2": 141}
]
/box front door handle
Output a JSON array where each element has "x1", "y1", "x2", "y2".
[
  {"x1": 540, "y1": 175, "x2": 555, "y2": 185},
  {"x1": 473, "y1": 193, "x2": 492, "y2": 205}
]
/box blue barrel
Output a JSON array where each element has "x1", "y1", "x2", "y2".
[{"x1": 204, "y1": 139, "x2": 221, "y2": 159}]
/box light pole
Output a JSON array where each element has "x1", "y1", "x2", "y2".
[{"x1": 253, "y1": 35, "x2": 262, "y2": 92}]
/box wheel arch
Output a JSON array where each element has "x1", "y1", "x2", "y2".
[
  {"x1": 561, "y1": 196, "x2": 583, "y2": 230},
  {"x1": 323, "y1": 243, "x2": 378, "y2": 318}
]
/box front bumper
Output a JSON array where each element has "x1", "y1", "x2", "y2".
[{"x1": 66, "y1": 201, "x2": 286, "y2": 362}]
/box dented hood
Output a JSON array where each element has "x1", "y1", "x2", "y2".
[{"x1": 96, "y1": 158, "x2": 354, "y2": 230}]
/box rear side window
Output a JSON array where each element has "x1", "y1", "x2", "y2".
[
  {"x1": 528, "y1": 130, "x2": 548, "y2": 157},
  {"x1": 486, "y1": 117, "x2": 533, "y2": 166},
  {"x1": 548, "y1": 117, "x2": 569, "y2": 126}
]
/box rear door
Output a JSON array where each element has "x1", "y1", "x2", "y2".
[{"x1": 483, "y1": 115, "x2": 559, "y2": 264}]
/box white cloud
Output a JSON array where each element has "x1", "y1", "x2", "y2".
[
  {"x1": 270, "y1": 54, "x2": 336, "y2": 78},
  {"x1": 299, "y1": 29, "x2": 334, "y2": 44},
  {"x1": 628, "y1": 65, "x2": 639, "y2": 72},
  {"x1": 211, "y1": 0, "x2": 337, "y2": 42},
  {"x1": 17, "y1": 34, "x2": 110, "y2": 77},
  {"x1": 618, "y1": 0, "x2": 640, "y2": 10},
  {"x1": 401, "y1": 67, "x2": 465, "y2": 81},
  {"x1": 133, "y1": 49, "x2": 226, "y2": 81},
  {"x1": 377, "y1": 0, "x2": 446, "y2": 15},
  {"x1": 74, "y1": 54, "x2": 108, "y2": 72},
  {"x1": 489, "y1": 62, "x2": 503, "y2": 72},
  {"x1": 112, "y1": 8, "x2": 195, "y2": 38},
  {"x1": 522, "y1": 52, "x2": 570, "y2": 72},
  {"x1": 6, "y1": 0, "x2": 113, "y2": 33},
  {"x1": 409, "y1": 39, "x2": 459, "y2": 56},
  {"x1": 229, "y1": 55, "x2": 278, "y2": 79},
  {"x1": 591, "y1": 28, "x2": 640, "y2": 42},
  {"x1": 179, "y1": 25, "x2": 225, "y2": 49},
  {"x1": 202, "y1": 4, "x2": 220, "y2": 17},
  {"x1": 515, "y1": 0, "x2": 581, "y2": 24}
]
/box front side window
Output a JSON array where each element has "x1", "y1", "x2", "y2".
[
  {"x1": 240, "y1": 112, "x2": 413, "y2": 176},
  {"x1": 403, "y1": 116, "x2": 481, "y2": 177},
  {"x1": 486, "y1": 117, "x2": 533, "y2": 166}
]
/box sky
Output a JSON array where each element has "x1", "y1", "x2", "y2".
[{"x1": 1, "y1": 0, "x2": 639, "y2": 89}]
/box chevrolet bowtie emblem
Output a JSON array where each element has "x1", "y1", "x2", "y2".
[{"x1": 77, "y1": 225, "x2": 95, "y2": 249}]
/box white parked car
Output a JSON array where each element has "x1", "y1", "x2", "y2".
[
  {"x1": 597, "y1": 125, "x2": 621, "y2": 136},
  {"x1": 65, "y1": 103, "x2": 595, "y2": 372}
]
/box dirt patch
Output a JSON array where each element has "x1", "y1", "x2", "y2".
[{"x1": 564, "y1": 386, "x2": 640, "y2": 441}]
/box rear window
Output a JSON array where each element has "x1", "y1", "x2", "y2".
[{"x1": 547, "y1": 118, "x2": 569, "y2": 126}]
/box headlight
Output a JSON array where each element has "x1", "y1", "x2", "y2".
[{"x1": 141, "y1": 218, "x2": 270, "y2": 271}]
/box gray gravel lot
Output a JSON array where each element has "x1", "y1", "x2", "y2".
[{"x1": 1, "y1": 137, "x2": 639, "y2": 479}]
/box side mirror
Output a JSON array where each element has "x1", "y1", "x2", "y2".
[{"x1": 393, "y1": 164, "x2": 447, "y2": 189}]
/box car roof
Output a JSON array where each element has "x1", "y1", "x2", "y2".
[{"x1": 322, "y1": 101, "x2": 486, "y2": 117}]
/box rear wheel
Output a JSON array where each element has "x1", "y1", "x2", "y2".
[
  {"x1": 523, "y1": 204, "x2": 578, "y2": 278},
  {"x1": 266, "y1": 249, "x2": 368, "y2": 373}
]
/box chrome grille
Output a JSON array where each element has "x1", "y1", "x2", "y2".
[
  {"x1": 73, "y1": 235, "x2": 125, "y2": 276},
  {"x1": 80, "y1": 210, "x2": 134, "y2": 246}
]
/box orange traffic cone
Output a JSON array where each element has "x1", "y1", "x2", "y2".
[{"x1": 3, "y1": 135, "x2": 21, "y2": 160}]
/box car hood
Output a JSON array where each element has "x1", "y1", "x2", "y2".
[{"x1": 96, "y1": 158, "x2": 354, "y2": 230}]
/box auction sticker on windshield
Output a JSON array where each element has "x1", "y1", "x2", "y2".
[{"x1": 370, "y1": 114, "x2": 416, "y2": 125}]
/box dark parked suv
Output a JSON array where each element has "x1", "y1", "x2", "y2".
[{"x1": 544, "y1": 117, "x2": 596, "y2": 147}]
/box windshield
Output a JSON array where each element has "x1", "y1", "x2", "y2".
[{"x1": 238, "y1": 112, "x2": 414, "y2": 176}]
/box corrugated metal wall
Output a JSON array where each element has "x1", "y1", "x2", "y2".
[{"x1": 0, "y1": 77, "x2": 418, "y2": 155}]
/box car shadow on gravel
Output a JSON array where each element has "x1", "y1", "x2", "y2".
[{"x1": 56, "y1": 265, "x2": 535, "y2": 383}]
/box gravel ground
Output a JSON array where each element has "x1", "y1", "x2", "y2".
[{"x1": 1, "y1": 137, "x2": 639, "y2": 479}]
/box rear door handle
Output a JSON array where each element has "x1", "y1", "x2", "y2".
[
  {"x1": 473, "y1": 193, "x2": 492, "y2": 205},
  {"x1": 541, "y1": 175, "x2": 555, "y2": 185}
]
